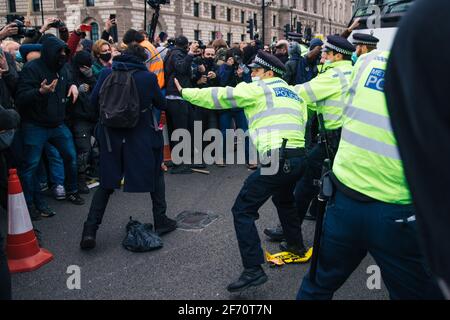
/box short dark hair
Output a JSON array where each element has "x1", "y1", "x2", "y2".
[
  {"x1": 123, "y1": 29, "x2": 145, "y2": 45},
  {"x1": 175, "y1": 35, "x2": 189, "y2": 48},
  {"x1": 122, "y1": 44, "x2": 148, "y2": 62}
]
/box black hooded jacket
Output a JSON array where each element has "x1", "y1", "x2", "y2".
[
  {"x1": 15, "y1": 36, "x2": 74, "y2": 127},
  {"x1": 164, "y1": 46, "x2": 194, "y2": 96}
]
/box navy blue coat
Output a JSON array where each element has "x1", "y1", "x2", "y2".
[{"x1": 91, "y1": 54, "x2": 166, "y2": 192}]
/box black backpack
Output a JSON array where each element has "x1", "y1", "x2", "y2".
[{"x1": 99, "y1": 69, "x2": 140, "y2": 128}]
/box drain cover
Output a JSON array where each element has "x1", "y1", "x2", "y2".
[{"x1": 175, "y1": 211, "x2": 219, "y2": 230}]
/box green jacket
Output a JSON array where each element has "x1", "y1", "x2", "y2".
[
  {"x1": 333, "y1": 50, "x2": 411, "y2": 204},
  {"x1": 181, "y1": 77, "x2": 308, "y2": 154},
  {"x1": 293, "y1": 60, "x2": 353, "y2": 130}
]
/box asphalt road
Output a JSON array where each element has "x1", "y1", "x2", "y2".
[{"x1": 7, "y1": 165, "x2": 388, "y2": 300}]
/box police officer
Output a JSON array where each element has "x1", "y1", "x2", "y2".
[
  {"x1": 264, "y1": 36, "x2": 354, "y2": 242},
  {"x1": 174, "y1": 51, "x2": 309, "y2": 292},
  {"x1": 297, "y1": 49, "x2": 443, "y2": 300},
  {"x1": 351, "y1": 33, "x2": 379, "y2": 61}
]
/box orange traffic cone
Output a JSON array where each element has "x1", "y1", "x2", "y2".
[
  {"x1": 160, "y1": 111, "x2": 172, "y2": 162},
  {"x1": 6, "y1": 169, "x2": 53, "y2": 273}
]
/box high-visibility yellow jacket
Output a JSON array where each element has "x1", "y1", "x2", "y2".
[
  {"x1": 181, "y1": 77, "x2": 308, "y2": 154},
  {"x1": 293, "y1": 60, "x2": 353, "y2": 130},
  {"x1": 333, "y1": 50, "x2": 411, "y2": 204},
  {"x1": 140, "y1": 40, "x2": 165, "y2": 89}
]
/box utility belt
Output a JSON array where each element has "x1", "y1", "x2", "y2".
[
  {"x1": 317, "y1": 128, "x2": 341, "y2": 144},
  {"x1": 266, "y1": 147, "x2": 306, "y2": 159}
]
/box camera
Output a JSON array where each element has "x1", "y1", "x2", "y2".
[
  {"x1": 6, "y1": 19, "x2": 36, "y2": 38},
  {"x1": 48, "y1": 20, "x2": 66, "y2": 29},
  {"x1": 146, "y1": 0, "x2": 170, "y2": 9},
  {"x1": 197, "y1": 40, "x2": 206, "y2": 50}
]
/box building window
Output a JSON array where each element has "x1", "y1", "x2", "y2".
[
  {"x1": 32, "y1": 0, "x2": 40, "y2": 12},
  {"x1": 194, "y1": 30, "x2": 200, "y2": 41},
  {"x1": 211, "y1": 31, "x2": 217, "y2": 40},
  {"x1": 86, "y1": 0, "x2": 95, "y2": 7},
  {"x1": 227, "y1": 33, "x2": 232, "y2": 45},
  {"x1": 8, "y1": 0, "x2": 16, "y2": 13},
  {"x1": 227, "y1": 8, "x2": 231, "y2": 22},
  {"x1": 194, "y1": 2, "x2": 199, "y2": 17},
  {"x1": 272, "y1": 15, "x2": 276, "y2": 27},
  {"x1": 241, "y1": 34, "x2": 245, "y2": 42},
  {"x1": 90, "y1": 22, "x2": 99, "y2": 41},
  {"x1": 211, "y1": 5, "x2": 216, "y2": 20},
  {"x1": 253, "y1": 13, "x2": 258, "y2": 30},
  {"x1": 241, "y1": 11, "x2": 245, "y2": 24},
  {"x1": 303, "y1": 0, "x2": 308, "y2": 11}
]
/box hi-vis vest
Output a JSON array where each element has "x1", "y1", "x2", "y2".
[
  {"x1": 293, "y1": 60, "x2": 353, "y2": 130},
  {"x1": 333, "y1": 50, "x2": 411, "y2": 204},
  {"x1": 140, "y1": 40, "x2": 165, "y2": 89},
  {"x1": 182, "y1": 78, "x2": 308, "y2": 154}
]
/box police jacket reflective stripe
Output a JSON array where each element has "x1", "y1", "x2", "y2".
[
  {"x1": 293, "y1": 60, "x2": 353, "y2": 131},
  {"x1": 181, "y1": 77, "x2": 308, "y2": 154},
  {"x1": 332, "y1": 50, "x2": 412, "y2": 204}
]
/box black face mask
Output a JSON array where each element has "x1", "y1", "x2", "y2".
[
  {"x1": 203, "y1": 57, "x2": 215, "y2": 67},
  {"x1": 57, "y1": 54, "x2": 67, "y2": 69},
  {"x1": 99, "y1": 52, "x2": 112, "y2": 62}
]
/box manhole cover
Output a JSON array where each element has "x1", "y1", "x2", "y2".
[{"x1": 175, "y1": 211, "x2": 219, "y2": 230}]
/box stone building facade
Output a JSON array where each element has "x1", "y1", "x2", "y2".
[{"x1": 1, "y1": 0, "x2": 353, "y2": 44}]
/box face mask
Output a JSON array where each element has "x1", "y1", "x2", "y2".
[
  {"x1": 251, "y1": 76, "x2": 261, "y2": 82},
  {"x1": 99, "y1": 52, "x2": 112, "y2": 62},
  {"x1": 57, "y1": 54, "x2": 67, "y2": 69},
  {"x1": 351, "y1": 52, "x2": 358, "y2": 64},
  {"x1": 203, "y1": 57, "x2": 214, "y2": 66},
  {"x1": 15, "y1": 51, "x2": 23, "y2": 63},
  {"x1": 80, "y1": 67, "x2": 93, "y2": 78}
]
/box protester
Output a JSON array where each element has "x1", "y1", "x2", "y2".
[
  {"x1": 15, "y1": 36, "x2": 84, "y2": 220},
  {"x1": 80, "y1": 44, "x2": 176, "y2": 250},
  {"x1": 92, "y1": 39, "x2": 112, "y2": 79},
  {"x1": 274, "y1": 40, "x2": 289, "y2": 64}
]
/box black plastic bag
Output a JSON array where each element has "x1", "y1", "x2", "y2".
[{"x1": 122, "y1": 217, "x2": 163, "y2": 252}]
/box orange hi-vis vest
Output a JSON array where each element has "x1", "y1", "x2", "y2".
[{"x1": 140, "y1": 40, "x2": 165, "y2": 89}]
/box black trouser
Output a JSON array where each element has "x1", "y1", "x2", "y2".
[
  {"x1": 192, "y1": 106, "x2": 219, "y2": 159},
  {"x1": 0, "y1": 231, "x2": 11, "y2": 300},
  {"x1": 165, "y1": 99, "x2": 193, "y2": 156},
  {"x1": 0, "y1": 152, "x2": 7, "y2": 210},
  {"x1": 294, "y1": 131, "x2": 341, "y2": 223},
  {"x1": 231, "y1": 153, "x2": 306, "y2": 268},
  {"x1": 71, "y1": 121, "x2": 95, "y2": 175},
  {"x1": 84, "y1": 173, "x2": 168, "y2": 230}
]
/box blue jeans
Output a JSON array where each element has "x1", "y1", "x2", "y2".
[
  {"x1": 297, "y1": 190, "x2": 443, "y2": 300},
  {"x1": 219, "y1": 109, "x2": 249, "y2": 163},
  {"x1": 21, "y1": 123, "x2": 78, "y2": 208},
  {"x1": 36, "y1": 143, "x2": 65, "y2": 186}
]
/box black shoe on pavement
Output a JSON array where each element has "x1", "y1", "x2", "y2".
[
  {"x1": 29, "y1": 206, "x2": 42, "y2": 221},
  {"x1": 80, "y1": 224, "x2": 97, "y2": 250},
  {"x1": 155, "y1": 217, "x2": 177, "y2": 236},
  {"x1": 170, "y1": 164, "x2": 193, "y2": 175},
  {"x1": 36, "y1": 205, "x2": 56, "y2": 218},
  {"x1": 78, "y1": 174, "x2": 90, "y2": 195},
  {"x1": 263, "y1": 224, "x2": 285, "y2": 242},
  {"x1": 279, "y1": 242, "x2": 307, "y2": 256},
  {"x1": 67, "y1": 193, "x2": 85, "y2": 205},
  {"x1": 227, "y1": 266, "x2": 268, "y2": 293}
]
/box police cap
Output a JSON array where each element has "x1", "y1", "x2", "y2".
[
  {"x1": 248, "y1": 50, "x2": 287, "y2": 76},
  {"x1": 352, "y1": 33, "x2": 380, "y2": 47},
  {"x1": 322, "y1": 35, "x2": 355, "y2": 56}
]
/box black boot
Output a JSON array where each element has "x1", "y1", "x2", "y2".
[
  {"x1": 227, "y1": 266, "x2": 268, "y2": 293},
  {"x1": 154, "y1": 217, "x2": 177, "y2": 236},
  {"x1": 263, "y1": 224, "x2": 285, "y2": 242},
  {"x1": 78, "y1": 173, "x2": 90, "y2": 195},
  {"x1": 279, "y1": 242, "x2": 307, "y2": 257},
  {"x1": 80, "y1": 223, "x2": 97, "y2": 250}
]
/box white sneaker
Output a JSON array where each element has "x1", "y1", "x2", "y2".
[{"x1": 53, "y1": 185, "x2": 66, "y2": 200}]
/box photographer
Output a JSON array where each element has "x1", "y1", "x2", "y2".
[
  {"x1": 191, "y1": 44, "x2": 219, "y2": 168},
  {"x1": 164, "y1": 36, "x2": 199, "y2": 174}
]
